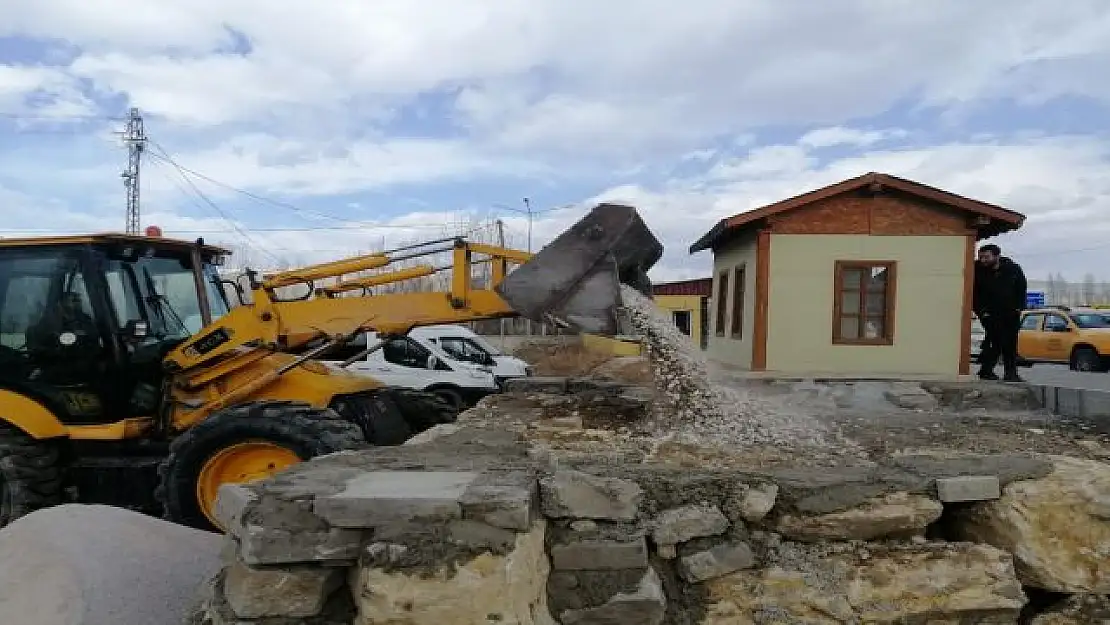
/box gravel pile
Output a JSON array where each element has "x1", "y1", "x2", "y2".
[{"x1": 620, "y1": 285, "x2": 840, "y2": 452}]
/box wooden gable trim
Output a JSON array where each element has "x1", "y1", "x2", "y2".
[
  {"x1": 690, "y1": 172, "x2": 1024, "y2": 252},
  {"x1": 751, "y1": 230, "x2": 770, "y2": 370}
]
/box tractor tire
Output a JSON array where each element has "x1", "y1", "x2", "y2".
[
  {"x1": 381, "y1": 387, "x2": 459, "y2": 433},
  {"x1": 156, "y1": 401, "x2": 366, "y2": 531},
  {"x1": 0, "y1": 424, "x2": 62, "y2": 528}
]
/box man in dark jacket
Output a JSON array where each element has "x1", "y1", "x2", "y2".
[{"x1": 973, "y1": 244, "x2": 1027, "y2": 381}]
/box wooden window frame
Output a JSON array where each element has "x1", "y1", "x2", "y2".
[
  {"x1": 832, "y1": 260, "x2": 897, "y2": 346},
  {"x1": 715, "y1": 270, "x2": 729, "y2": 336},
  {"x1": 730, "y1": 264, "x2": 746, "y2": 339}
]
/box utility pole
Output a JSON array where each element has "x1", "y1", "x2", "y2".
[
  {"x1": 522, "y1": 197, "x2": 533, "y2": 252},
  {"x1": 496, "y1": 218, "x2": 507, "y2": 350},
  {"x1": 120, "y1": 107, "x2": 146, "y2": 235}
]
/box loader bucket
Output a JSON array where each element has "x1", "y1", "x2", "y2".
[{"x1": 495, "y1": 203, "x2": 663, "y2": 336}]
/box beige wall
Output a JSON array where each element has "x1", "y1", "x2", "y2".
[
  {"x1": 766, "y1": 234, "x2": 966, "y2": 376},
  {"x1": 707, "y1": 232, "x2": 758, "y2": 368}
]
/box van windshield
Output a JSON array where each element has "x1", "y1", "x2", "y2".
[
  {"x1": 439, "y1": 336, "x2": 494, "y2": 364},
  {"x1": 465, "y1": 333, "x2": 502, "y2": 356}
]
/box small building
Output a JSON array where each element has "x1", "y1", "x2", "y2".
[
  {"x1": 652, "y1": 278, "x2": 712, "y2": 349},
  {"x1": 689, "y1": 172, "x2": 1025, "y2": 377}
]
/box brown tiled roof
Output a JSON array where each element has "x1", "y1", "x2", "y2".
[
  {"x1": 652, "y1": 277, "x2": 712, "y2": 297},
  {"x1": 689, "y1": 172, "x2": 1026, "y2": 253}
]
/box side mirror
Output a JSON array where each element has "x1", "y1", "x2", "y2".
[
  {"x1": 426, "y1": 355, "x2": 439, "y2": 370},
  {"x1": 123, "y1": 320, "x2": 149, "y2": 342}
]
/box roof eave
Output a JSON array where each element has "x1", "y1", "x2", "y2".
[{"x1": 689, "y1": 220, "x2": 727, "y2": 254}]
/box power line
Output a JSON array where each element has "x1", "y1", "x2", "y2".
[
  {"x1": 147, "y1": 141, "x2": 377, "y2": 226},
  {"x1": 145, "y1": 148, "x2": 466, "y2": 230},
  {"x1": 151, "y1": 148, "x2": 282, "y2": 264}
]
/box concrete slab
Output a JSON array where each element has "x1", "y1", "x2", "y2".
[
  {"x1": 313, "y1": 470, "x2": 480, "y2": 529},
  {"x1": 1032, "y1": 384, "x2": 1110, "y2": 419},
  {"x1": 936, "y1": 476, "x2": 1001, "y2": 503}
]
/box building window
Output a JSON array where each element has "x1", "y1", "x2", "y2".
[
  {"x1": 730, "y1": 265, "x2": 746, "y2": 339},
  {"x1": 715, "y1": 271, "x2": 729, "y2": 336},
  {"x1": 672, "y1": 310, "x2": 691, "y2": 335},
  {"x1": 832, "y1": 261, "x2": 897, "y2": 345}
]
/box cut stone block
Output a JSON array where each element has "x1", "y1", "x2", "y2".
[
  {"x1": 459, "y1": 471, "x2": 538, "y2": 531},
  {"x1": 313, "y1": 471, "x2": 479, "y2": 528},
  {"x1": 214, "y1": 484, "x2": 257, "y2": 531},
  {"x1": 223, "y1": 560, "x2": 343, "y2": 619},
  {"x1": 540, "y1": 469, "x2": 642, "y2": 521},
  {"x1": 936, "y1": 475, "x2": 1001, "y2": 503},
  {"x1": 550, "y1": 537, "x2": 649, "y2": 571},
  {"x1": 650, "y1": 503, "x2": 728, "y2": 549},
  {"x1": 236, "y1": 525, "x2": 363, "y2": 566},
  {"x1": 679, "y1": 542, "x2": 755, "y2": 583},
  {"x1": 559, "y1": 567, "x2": 665, "y2": 625}
]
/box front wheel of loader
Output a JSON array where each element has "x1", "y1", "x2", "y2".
[
  {"x1": 156, "y1": 401, "x2": 366, "y2": 531},
  {"x1": 0, "y1": 423, "x2": 62, "y2": 528}
]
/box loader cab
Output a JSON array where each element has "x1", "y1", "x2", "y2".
[{"x1": 0, "y1": 234, "x2": 229, "y2": 424}]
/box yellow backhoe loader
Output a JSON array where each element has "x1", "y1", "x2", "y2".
[{"x1": 0, "y1": 203, "x2": 661, "y2": 530}]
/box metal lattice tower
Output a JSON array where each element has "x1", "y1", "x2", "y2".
[{"x1": 120, "y1": 107, "x2": 146, "y2": 234}]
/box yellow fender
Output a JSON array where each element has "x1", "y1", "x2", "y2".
[{"x1": 0, "y1": 390, "x2": 67, "y2": 439}]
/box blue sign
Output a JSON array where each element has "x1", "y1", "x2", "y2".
[{"x1": 1026, "y1": 291, "x2": 1045, "y2": 309}]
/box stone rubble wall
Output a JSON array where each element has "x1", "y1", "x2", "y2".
[{"x1": 189, "y1": 378, "x2": 1110, "y2": 625}]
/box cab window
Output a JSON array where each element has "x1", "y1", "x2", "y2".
[
  {"x1": 1020, "y1": 314, "x2": 1043, "y2": 331},
  {"x1": 1044, "y1": 314, "x2": 1069, "y2": 332}
]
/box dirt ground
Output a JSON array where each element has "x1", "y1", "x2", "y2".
[
  {"x1": 506, "y1": 347, "x2": 1110, "y2": 468},
  {"x1": 513, "y1": 342, "x2": 614, "y2": 376}
]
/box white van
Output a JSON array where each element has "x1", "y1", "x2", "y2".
[
  {"x1": 409, "y1": 325, "x2": 534, "y2": 386},
  {"x1": 320, "y1": 332, "x2": 500, "y2": 411}
]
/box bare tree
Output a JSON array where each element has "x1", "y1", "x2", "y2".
[
  {"x1": 1046, "y1": 273, "x2": 1059, "y2": 304},
  {"x1": 1054, "y1": 273, "x2": 1071, "y2": 305},
  {"x1": 1082, "y1": 273, "x2": 1098, "y2": 305}
]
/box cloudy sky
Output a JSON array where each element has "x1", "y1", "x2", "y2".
[{"x1": 2, "y1": 1, "x2": 1108, "y2": 282}]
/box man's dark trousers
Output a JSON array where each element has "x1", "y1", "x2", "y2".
[{"x1": 978, "y1": 311, "x2": 1020, "y2": 376}]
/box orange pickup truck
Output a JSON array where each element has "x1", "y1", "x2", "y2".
[{"x1": 1017, "y1": 307, "x2": 1110, "y2": 372}]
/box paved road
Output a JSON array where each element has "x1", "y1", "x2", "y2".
[{"x1": 1022, "y1": 363, "x2": 1110, "y2": 391}]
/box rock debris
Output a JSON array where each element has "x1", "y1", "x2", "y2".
[{"x1": 619, "y1": 285, "x2": 844, "y2": 453}]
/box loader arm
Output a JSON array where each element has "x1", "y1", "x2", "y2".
[
  {"x1": 163, "y1": 239, "x2": 533, "y2": 374},
  {"x1": 161, "y1": 203, "x2": 661, "y2": 431}
]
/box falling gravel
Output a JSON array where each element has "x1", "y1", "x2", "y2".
[{"x1": 620, "y1": 285, "x2": 841, "y2": 452}]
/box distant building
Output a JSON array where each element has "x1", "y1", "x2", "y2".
[
  {"x1": 690, "y1": 172, "x2": 1025, "y2": 377},
  {"x1": 652, "y1": 278, "x2": 713, "y2": 349}
]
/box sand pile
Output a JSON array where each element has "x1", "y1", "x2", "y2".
[
  {"x1": 620, "y1": 285, "x2": 836, "y2": 451},
  {"x1": 0, "y1": 504, "x2": 222, "y2": 625}
]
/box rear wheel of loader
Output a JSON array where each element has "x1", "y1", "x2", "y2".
[
  {"x1": 0, "y1": 423, "x2": 62, "y2": 527},
  {"x1": 156, "y1": 401, "x2": 366, "y2": 531},
  {"x1": 382, "y1": 387, "x2": 459, "y2": 432}
]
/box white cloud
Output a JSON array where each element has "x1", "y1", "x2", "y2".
[
  {"x1": 151, "y1": 133, "x2": 548, "y2": 197},
  {"x1": 0, "y1": 64, "x2": 94, "y2": 118},
  {"x1": 798, "y1": 127, "x2": 906, "y2": 149},
  {"x1": 517, "y1": 133, "x2": 1110, "y2": 283},
  {"x1": 1, "y1": 1, "x2": 1108, "y2": 287}
]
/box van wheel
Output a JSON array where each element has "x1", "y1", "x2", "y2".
[
  {"x1": 0, "y1": 424, "x2": 61, "y2": 528},
  {"x1": 1071, "y1": 347, "x2": 1101, "y2": 372}
]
